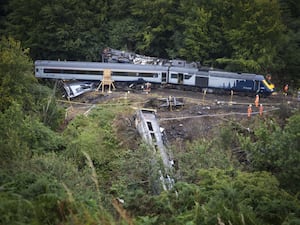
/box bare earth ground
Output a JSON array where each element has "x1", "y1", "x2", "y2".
[{"x1": 63, "y1": 86, "x2": 299, "y2": 145}]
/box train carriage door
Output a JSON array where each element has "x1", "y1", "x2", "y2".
[
  {"x1": 254, "y1": 80, "x2": 260, "y2": 92},
  {"x1": 169, "y1": 72, "x2": 184, "y2": 84},
  {"x1": 162, "y1": 72, "x2": 167, "y2": 84},
  {"x1": 178, "y1": 73, "x2": 184, "y2": 84},
  {"x1": 169, "y1": 72, "x2": 178, "y2": 84},
  {"x1": 195, "y1": 72, "x2": 209, "y2": 88}
]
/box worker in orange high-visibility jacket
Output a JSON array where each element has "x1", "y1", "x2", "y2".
[
  {"x1": 283, "y1": 84, "x2": 289, "y2": 95},
  {"x1": 254, "y1": 94, "x2": 259, "y2": 107},
  {"x1": 259, "y1": 104, "x2": 263, "y2": 116},
  {"x1": 248, "y1": 104, "x2": 252, "y2": 118}
]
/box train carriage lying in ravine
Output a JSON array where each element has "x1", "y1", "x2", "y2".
[{"x1": 35, "y1": 57, "x2": 275, "y2": 98}]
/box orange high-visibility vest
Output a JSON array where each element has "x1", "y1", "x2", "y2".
[
  {"x1": 255, "y1": 95, "x2": 259, "y2": 107},
  {"x1": 283, "y1": 84, "x2": 289, "y2": 94},
  {"x1": 259, "y1": 104, "x2": 263, "y2": 116},
  {"x1": 248, "y1": 105, "x2": 252, "y2": 117}
]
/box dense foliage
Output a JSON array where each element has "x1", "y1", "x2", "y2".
[
  {"x1": 238, "y1": 112, "x2": 300, "y2": 194},
  {"x1": 1, "y1": 0, "x2": 299, "y2": 86}
]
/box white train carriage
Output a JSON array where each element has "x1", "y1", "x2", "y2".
[
  {"x1": 35, "y1": 60, "x2": 168, "y2": 84},
  {"x1": 167, "y1": 66, "x2": 199, "y2": 86}
]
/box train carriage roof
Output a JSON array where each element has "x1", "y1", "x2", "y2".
[
  {"x1": 168, "y1": 66, "x2": 199, "y2": 73},
  {"x1": 35, "y1": 60, "x2": 169, "y2": 72},
  {"x1": 209, "y1": 70, "x2": 264, "y2": 80}
]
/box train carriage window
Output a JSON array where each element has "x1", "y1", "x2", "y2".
[
  {"x1": 44, "y1": 69, "x2": 102, "y2": 75},
  {"x1": 171, "y1": 74, "x2": 177, "y2": 79},
  {"x1": 112, "y1": 71, "x2": 137, "y2": 76},
  {"x1": 147, "y1": 121, "x2": 154, "y2": 131},
  {"x1": 184, "y1": 74, "x2": 192, "y2": 79},
  {"x1": 44, "y1": 69, "x2": 60, "y2": 73},
  {"x1": 138, "y1": 72, "x2": 159, "y2": 78}
]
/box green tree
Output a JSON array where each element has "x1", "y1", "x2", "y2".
[
  {"x1": 131, "y1": 169, "x2": 300, "y2": 225},
  {"x1": 0, "y1": 103, "x2": 64, "y2": 168},
  {"x1": 106, "y1": 0, "x2": 140, "y2": 51},
  {"x1": 130, "y1": 0, "x2": 182, "y2": 58},
  {"x1": 0, "y1": 37, "x2": 65, "y2": 129},
  {"x1": 107, "y1": 18, "x2": 142, "y2": 51},
  {"x1": 5, "y1": 0, "x2": 108, "y2": 61},
  {"x1": 216, "y1": 0, "x2": 286, "y2": 72},
  {"x1": 174, "y1": 139, "x2": 233, "y2": 183},
  {"x1": 0, "y1": 37, "x2": 36, "y2": 111},
  {"x1": 31, "y1": 83, "x2": 65, "y2": 130},
  {"x1": 62, "y1": 106, "x2": 129, "y2": 189},
  {"x1": 238, "y1": 112, "x2": 300, "y2": 194},
  {"x1": 192, "y1": 169, "x2": 300, "y2": 225},
  {"x1": 0, "y1": 151, "x2": 119, "y2": 225},
  {"x1": 178, "y1": 1, "x2": 211, "y2": 62},
  {"x1": 277, "y1": 0, "x2": 300, "y2": 86}
]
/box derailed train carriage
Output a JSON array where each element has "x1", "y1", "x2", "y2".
[{"x1": 35, "y1": 60, "x2": 275, "y2": 98}]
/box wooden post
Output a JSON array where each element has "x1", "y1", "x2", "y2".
[
  {"x1": 229, "y1": 90, "x2": 233, "y2": 105},
  {"x1": 168, "y1": 96, "x2": 172, "y2": 111},
  {"x1": 202, "y1": 89, "x2": 207, "y2": 105}
]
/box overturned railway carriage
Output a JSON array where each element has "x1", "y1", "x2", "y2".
[{"x1": 35, "y1": 60, "x2": 274, "y2": 96}]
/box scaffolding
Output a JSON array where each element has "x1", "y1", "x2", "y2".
[{"x1": 97, "y1": 69, "x2": 116, "y2": 93}]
